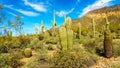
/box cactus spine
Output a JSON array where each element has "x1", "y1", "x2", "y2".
[
  {"x1": 104, "y1": 17, "x2": 113, "y2": 58},
  {"x1": 92, "y1": 18, "x2": 95, "y2": 38},
  {"x1": 78, "y1": 22, "x2": 81, "y2": 39}
]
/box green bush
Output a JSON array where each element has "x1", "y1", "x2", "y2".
[
  {"x1": 21, "y1": 59, "x2": 40, "y2": 68},
  {"x1": 0, "y1": 53, "x2": 22, "y2": 68},
  {"x1": 49, "y1": 49, "x2": 97, "y2": 68},
  {"x1": 113, "y1": 39, "x2": 120, "y2": 57},
  {"x1": 45, "y1": 37, "x2": 58, "y2": 44},
  {"x1": 111, "y1": 63, "x2": 120, "y2": 68},
  {"x1": 47, "y1": 44, "x2": 57, "y2": 50},
  {"x1": 0, "y1": 45, "x2": 8, "y2": 53},
  {"x1": 28, "y1": 38, "x2": 43, "y2": 50},
  {"x1": 0, "y1": 54, "x2": 9, "y2": 67}
]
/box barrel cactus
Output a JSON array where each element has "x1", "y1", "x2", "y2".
[
  {"x1": 24, "y1": 48, "x2": 32, "y2": 58},
  {"x1": 59, "y1": 17, "x2": 73, "y2": 51}
]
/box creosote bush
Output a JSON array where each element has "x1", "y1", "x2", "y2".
[
  {"x1": 49, "y1": 48, "x2": 97, "y2": 68},
  {"x1": 0, "y1": 45, "x2": 8, "y2": 53}
]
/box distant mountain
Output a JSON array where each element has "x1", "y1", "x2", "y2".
[{"x1": 72, "y1": 4, "x2": 120, "y2": 33}]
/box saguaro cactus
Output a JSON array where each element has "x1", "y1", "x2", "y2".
[
  {"x1": 92, "y1": 18, "x2": 95, "y2": 38},
  {"x1": 41, "y1": 20, "x2": 44, "y2": 33},
  {"x1": 65, "y1": 17, "x2": 72, "y2": 29},
  {"x1": 35, "y1": 24, "x2": 39, "y2": 34},
  {"x1": 52, "y1": 10, "x2": 57, "y2": 28},
  {"x1": 67, "y1": 29, "x2": 73, "y2": 50},
  {"x1": 104, "y1": 17, "x2": 113, "y2": 58},
  {"x1": 59, "y1": 27, "x2": 67, "y2": 51},
  {"x1": 59, "y1": 17, "x2": 73, "y2": 51},
  {"x1": 78, "y1": 22, "x2": 81, "y2": 39}
]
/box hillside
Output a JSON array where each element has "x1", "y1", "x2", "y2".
[{"x1": 72, "y1": 4, "x2": 120, "y2": 34}]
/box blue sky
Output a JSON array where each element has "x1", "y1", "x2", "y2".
[{"x1": 0, "y1": 0, "x2": 120, "y2": 35}]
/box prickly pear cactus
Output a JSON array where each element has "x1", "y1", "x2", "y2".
[
  {"x1": 59, "y1": 27, "x2": 67, "y2": 51},
  {"x1": 67, "y1": 29, "x2": 73, "y2": 50}
]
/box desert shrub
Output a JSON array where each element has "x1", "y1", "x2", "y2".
[
  {"x1": 21, "y1": 59, "x2": 40, "y2": 68},
  {"x1": 111, "y1": 63, "x2": 120, "y2": 68},
  {"x1": 113, "y1": 39, "x2": 120, "y2": 57},
  {"x1": 37, "y1": 46, "x2": 48, "y2": 64},
  {"x1": 0, "y1": 45, "x2": 8, "y2": 53},
  {"x1": 0, "y1": 54, "x2": 9, "y2": 68},
  {"x1": 49, "y1": 48, "x2": 97, "y2": 68},
  {"x1": 18, "y1": 36, "x2": 30, "y2": 47},
  {"x1": 0, "y1": 53, "x2": 22, "y2": 68},
  {"x1": 47, "y1": 44, "x2": 57, "y2": 50},
  {"x1": 38, "y1": 34, "x2": 44, "y2": 40},
  {"x1": 45, "y1": 37, "x2": 59, "y2": 44},
  {"x1": 28, "y1": 38, "x2": 43, "y2": 50},
  {"x1": 24, "y1": 48, "x2": 32, "y2": 58}
]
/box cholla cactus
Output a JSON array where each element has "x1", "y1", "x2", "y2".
[
  {"x1": 92, "y1": 18, "x2": 95, "y2": 38},
  {"x1": 78, "y1": 22, "x2": 81, "y2": 39},
  {"x1": 104, "y1": 17, "x2": 113, "y2": 58}
]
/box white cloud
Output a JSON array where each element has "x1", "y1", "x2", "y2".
[
  {"x1": 7, "y1": 11, "x2": 17, "y2": 16},
  {"x1": 23, "y1": 0, "x2": 47, "y2": 12},
  {"x1": 5, "y1": 5, "x2": 39, "y2": 16},
  {"x1": 79, "y1": 0, "x2": 112, "y2": 17},
  {"x1": 56, "y1": 8, "x2": 74, "y2": 17}
]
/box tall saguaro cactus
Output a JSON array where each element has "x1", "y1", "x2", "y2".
[
  {"x1": 92, "y1": 18, "x2": 95, "y2": 38},
  {"x1": 104, "y1": 17, "x2": 113, "y2": 58},
  {"x1": 41, "y1": 20, "x2": 44, "y2": 33},
  {"x1": 67, "y1": 29, "x2": 73, "y2": 50},
  {"x1": 35, "y1": 24, "x2": 39, "y2": 34},
  {"x1": 52, "y1": 10, "x2": 57, "y2": 37},
  {"x1": 52, "y1": 10, "x2": 57, "y2": 28},
  {"x1": 78, "y1": 22, "x2": 81, "y2": 39},
  {"x1": 59, "y1": 27, "x2": 67, "y2": 51},
  {"x1": 59, "y1": 17, "x2": 73, "y2": 51}
]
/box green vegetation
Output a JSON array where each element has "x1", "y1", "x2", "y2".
[{"x1": 0, "y1": 4, "x2": 120, "y2": 68}]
